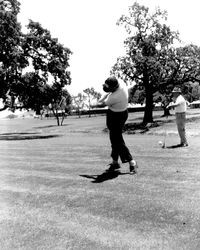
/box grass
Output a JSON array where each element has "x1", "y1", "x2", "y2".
[{"x1": 0, "y1": 110, "x2": 200, "y2": 249}]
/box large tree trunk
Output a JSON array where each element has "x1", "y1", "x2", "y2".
[
  {"x1": 52, "y1": 108, "x2": 60, "y2": 126},
  {"x1": 143, "y1": 75, "x2": 154, "y2": 124},
  {"x1": 56, "y1": 115, "x2": 60, "y2": 126},
  {"x1": 35, "y1": 105, "x2": 41, "y2": 116}
]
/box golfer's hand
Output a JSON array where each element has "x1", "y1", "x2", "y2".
[
  {"x1": 91, "y1": 104, "x2": 97, "y2": 109},
  {"x1": 99, "y1": 93, "x2": 109, "y2": 102}
]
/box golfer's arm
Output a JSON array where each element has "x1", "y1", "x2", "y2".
[
  {"x1": 168, "y1": 103, "x2": 179, "y2": 109},
  {"x1": 92, "y1": 101, "x2": 107, "y2": 108},
  {"x1": 98, "y1": 93, "x2": 109, "y2": 102},
  {"x1": 91, "y1": 93, "x2": 110, "y2": 108},
  {"x1": 168, "y1": 104, "x2": 176, "y2": 108}
]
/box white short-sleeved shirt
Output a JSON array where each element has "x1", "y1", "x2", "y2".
[
  {"x1": 105, "y1": 84, "x2": 128, "y2": 112},
  {"x1": 174, "y1": 95, "x2": 187, "y2": 113}
]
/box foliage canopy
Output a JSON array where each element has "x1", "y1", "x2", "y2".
[{"x1": 112, "y1": 2, "x2": 200, "y2": 123}]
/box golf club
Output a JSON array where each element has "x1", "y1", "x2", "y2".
[
  {"x1": 162, "y1": 115, "x2": 168, "y2": 148},
  {"x1": 162, "y1": 128, "x2": 167, "y2": 148},
  {"x1": 158, "y1": 115, "x2": 168, "y2": 148}
]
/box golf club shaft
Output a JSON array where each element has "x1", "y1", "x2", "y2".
[{"x1": 163, "y1": 115, "x2": 168, "y2": 148}]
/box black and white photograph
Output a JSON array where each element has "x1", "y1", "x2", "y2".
[{"x1": 0, "y1": 0, "x2": 200, "y2": 249}]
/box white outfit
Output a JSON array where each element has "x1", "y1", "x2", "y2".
[
  {"x1": 174, "y1": 95, "x2": 187, "y2": 113},
  {"x1": 105, "y1": 84, "x2": 128, "y2": 112},
  {"x1": 174, "y1": 94, "x2": 188, "y2": 145}
]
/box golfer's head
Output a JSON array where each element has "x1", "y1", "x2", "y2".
[
  {"x1": 172, "y1": 87, "x2": 181, "y2": 97},
  {"x1": 103, "y1": 76, "x2": 119, "y2": 93}
]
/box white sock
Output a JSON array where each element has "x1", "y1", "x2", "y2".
[{"x1": 129, "y1": 160, "x2": 136, "y2": 166}]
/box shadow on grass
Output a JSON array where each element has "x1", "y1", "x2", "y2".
[
  {"x1": 125, "y1": 115, "x2": 200, "y2": 134},
  {"x1": 187, "y1": 116, "x2": 200, "y2": 122},
  {"x1": 123, "y1": 122, "x2": 161, "y2": 134},
  {"x1": 103, "y1": 120, "x2": 173, "y2": 134},
  {"x1": 0, "y1": 132, "x2": 61, "y2": 140},
  {"x1": 166, "y1": 144, "x2": 189, "y2": 149},
  {"x1": 0, "y1": 132, "x2": 38, "y2": 135},
  {"x1": 80, "y1": 170, "x2": 130, "y2": 183},
  {"x1": 34, "y1": 124, "x2": 70, "y2": 129}
]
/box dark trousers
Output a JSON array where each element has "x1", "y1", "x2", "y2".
[
  {"x1": 106, "y1": 109, "x2": 133, "y2": 163},
  {"x1": 175, "y1": 112, "x2": 188, "y2": 144}
]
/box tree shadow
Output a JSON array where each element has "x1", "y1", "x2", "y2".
[
  {"x1": 80, "y1": 170, "x2": 130, "y2": 183},
  {"x1": 0, "y1": 132, "x2": 38, "y2": 135},
  {"x1": 187, "y1": 116, "x2": 200, "y2": 123},
  {"x1": 34, "y1": 124, "x2": 70, "y2": 129},
  {"x1": 0, "y1": 132, "x2": 61, "y2": 140},
  {"x1": 123, "y1": 122, "x2": 160, "y2": 134}
]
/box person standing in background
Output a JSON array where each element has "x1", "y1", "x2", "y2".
[{"x1": 167, "y1": 87, "x2": 188, "y2": 147}]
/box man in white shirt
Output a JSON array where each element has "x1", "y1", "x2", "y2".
[
  {"x1": 167, "y1": 87, "x2": 188, "y2": 147},
  {"x1": 91, "y1": 76, "x2": 138, "y2": 174}
]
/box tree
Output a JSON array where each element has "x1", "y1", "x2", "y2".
[
  {"x1": 0, "y1": 0, "x2": 28, "y2": 109},
  {"x1": 156, "y1": 44, "x2": 200, "y2": 115},
  {"x1": 128, "y1": 85, "x2": 145, "y2": 104},
  {"x1": 22, "y1": 20, "x2": 71, "y2": 85},
  {"x1": 112, "y1": 3, "x2": 200, "y2": 122},
  {"x1": 18, "y1": 72, "x2": 71, "y2": 125},
  {"x1": 17, "y1": 20, "x2": 72, "y2": 124},
  {"x1": 83, "y1": 87, "x2": 101, "y2": 117},
  {"x1": 47, "y1": 88, "x2": 71, "y2": 126},
  {"x1": 18, "y1": 72, "x2": 47, "y2": 114},
  {"x1": 111, "y1": 3, "x2": 180, "y2": 124},
  {"x1": 183, "y1": 81, "x2": 200, "y2": 103},
  {"x1": 191, "y1": 83, "x2": 200, "y2": 101},
  {"x1": 174, "y1": 45, "x2": 200, "y2": 85},
  {"x1": 0, "y1": 2, "x2": 73, "y2": 124},
  {"x1": 72, "y1": 93, "x2": 86, "y2": 118}
]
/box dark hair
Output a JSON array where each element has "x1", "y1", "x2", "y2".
[{"x1": 105, "y1": 76, "x2": 119, "y2": 89}]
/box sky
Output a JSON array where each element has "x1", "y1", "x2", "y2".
[{"x1": 18, "y1": 0, "x2": 200, "y2": 95}]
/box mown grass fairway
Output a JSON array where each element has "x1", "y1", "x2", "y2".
[{"x1": 0, "y1": 111, "x2": 200, "y2": 249}]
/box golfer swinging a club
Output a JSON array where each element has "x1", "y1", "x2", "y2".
[{"x1": 91, "y1": 76, "x2": 138, "y2": 174}]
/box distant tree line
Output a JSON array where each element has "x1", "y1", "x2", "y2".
[{"x1": 71, "y1": 87, "x2": 101, "y2": 118}]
